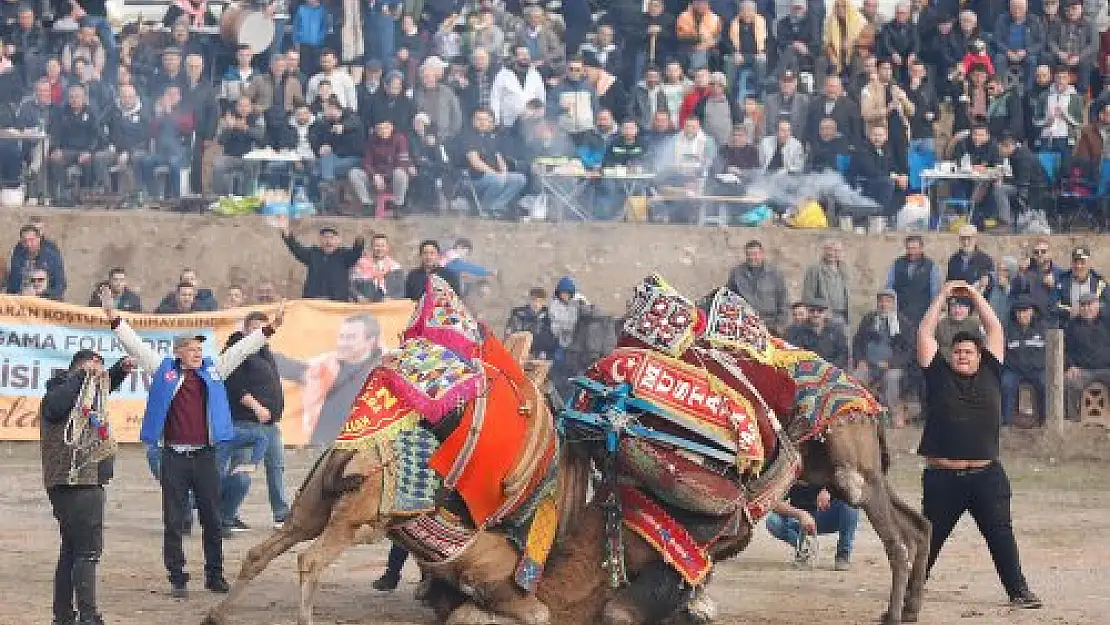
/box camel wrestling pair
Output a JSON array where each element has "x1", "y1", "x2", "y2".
[{"x1": 202, "y1": 274, "x2": 931, "y2": 625}]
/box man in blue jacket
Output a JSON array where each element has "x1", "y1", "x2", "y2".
[{"x1": 99, "y1": 286, "x2": 284, "y2": 598}]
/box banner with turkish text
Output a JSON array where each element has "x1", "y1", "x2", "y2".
[{"x1": 0, "y1": 295, "x2": 414, "y2": 446}]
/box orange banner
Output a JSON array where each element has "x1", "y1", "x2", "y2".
[{"x1": 0, "y1": 295, "x2": 413, "y2": 446}]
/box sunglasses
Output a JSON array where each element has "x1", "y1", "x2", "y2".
[
  {"x1": 31, "y1": 277, "x2": 46, "y2": 283},
  {"x1": 1033, "y1": 248, "x2": 1049, "y2": 255}
]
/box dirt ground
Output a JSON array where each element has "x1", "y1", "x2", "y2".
[{"x1": 2, "y1": 427, "x2": 1108, "y2": 625}]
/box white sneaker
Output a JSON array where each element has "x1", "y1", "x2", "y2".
[{"x1": 273, "y1": 521, "x2": 284, "y2": 530}]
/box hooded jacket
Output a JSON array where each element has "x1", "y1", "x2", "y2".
[
  {"x1": 1004, "y1": 307, "x2": 1046, "y2": 375},
  {"x1": 40, "y1": 361, "x2": 129, "y2": 489}
]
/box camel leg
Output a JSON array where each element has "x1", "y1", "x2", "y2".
[
  {"x1": 601, "y1": 560, "x2": 692, "y2": 625},
  {"x1": 296, "y1": 517, "x2": 363, "y2": 625},
  {"x1": 819, "y1": 423, "x2": 910, "y2": 625},
  {"x1": 889, "y1": 485, "x2": 931, "y2": 623},
  {"x1": 202, "y1": 526, "x2": 315, "y2": 625}
]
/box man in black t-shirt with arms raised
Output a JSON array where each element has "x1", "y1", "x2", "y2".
[{"x1": 916, "y1": 280, "x2": 1042, "y2": 609}]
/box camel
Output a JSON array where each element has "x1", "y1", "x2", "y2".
[{"x1": 202, "y1": 337, "x2": 930, "y2": 625}]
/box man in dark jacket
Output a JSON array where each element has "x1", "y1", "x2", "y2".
[
  {"x1": 1063, "y1": 293, "x2": 1110, "y2": 418},
  {"x1": 93, "y1": 84, "x2": 151, "y2": 201},
  {"x1": 6, "y1": 224, "x2": 66, "y2": 299},
  {"x1": 1010, "y1": 238, "x2": 1063, "y2": 318},
  {"x1": 946, "y1": 224, "x2": 995, "y2": 288},
  {"x1": 404, "y1": 239, "x2": 462, "y2": 300},
  {"x1": 800, "y1": 296, "x2": 851, "y2": 369},
  {"x1": 1002, "y1": 298, "x2": 1046, "y2": 425},
  {"x1": 505, "y1": 287, "x2": 559, "y2": 358},
  {"x1": 997, "y1": 131, "x2": 1047, "y2": 220},
  {"x1": 282, "y1": 225, "x2": 365, "y2": 301},
  {"x1": 853, "y1": 289, "x2": 913, "y2": 410},
  {"x1": 805, "y1": 76, "x2": 861, "y2": 146},
  {"x1": 885, "y1": 234, "x2": 943, "y2": 330},
  {"x1": 48, "y1": 85, "x2": 101, "y2": 203},
  {"x1": 726, "y1": 239, "x2": 790, "y2": 333},
  {"x1": 40, "y1": 349, "x2": 132, "y2": 625},
  {"x1": 87, "y1": 267, "x2": 142, "y2": 312},
  {"x1": 806, "y1": 118, "x2": 852, "y2": 172},
  {"x1": 1051, "y1": 245, "x2": 1108, "y2": 325},
  {"x1": 310, "y1": 97, "x2": 365, "y2": 204},
  {"x1": 852, "y1": 125, "x2": 909, "y2": 216},
  {"x1": 220, "y1": 312, "x2": 289, "y2": 532}
]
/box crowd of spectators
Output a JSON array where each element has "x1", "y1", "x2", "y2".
[{"x1": 2, "y1": 0, "x2": 1109, "y2": 223}]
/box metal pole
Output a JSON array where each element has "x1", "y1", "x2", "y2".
[{"x1": 1045, "y1": 328, "x2": 1065, "y2": 434}]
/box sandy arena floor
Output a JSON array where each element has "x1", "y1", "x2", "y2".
[{"x1": 2, "y1": 428, "x2": 1107, "y2": 625}]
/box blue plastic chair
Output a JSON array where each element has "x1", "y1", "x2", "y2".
[
  {"x1": 908, "y1": 146, "x2": 937, "y2": 192},
  {"x1": 836, "y1": 154, "x2": 851, "y2": 178},
  {"x1": 1037, "y1": 151, "x2": 1063, "y2": 185}
]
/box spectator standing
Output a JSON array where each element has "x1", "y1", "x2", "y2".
[
  {"x1": 6, "y1": 224, "x2": 66, "y2": 300},
  {"x1": 220, "y1": 312, "x2": 289, "y2": 532},
  {"x1": 727, "y1": 239, "x2": 790, "y2": 333},
  {"x1": 1049, "y1": 0, "x2": 1097, "y2": 95},
  {"x1": 490, "y1": 46, "x2": 546, "y2": 128},
  {"x1": 1063, "y1": 294, "x2": 1110, "y2": 417},
  {"x1": 100, "y1": 287, "x2": 283, "y2": 598},
  {"x1": 505, "y1": 287, "x2": 559, "y2": 358},
  {"x1": 1010, "y1": 238, "x2": 1063, "y2": 317},
  {"x1": 1002, "y1": 297, "x2": 1046, "y2": 425},
  {"x1": 1051, "y1": 245, "x2": 1107, "y2": 324},
  {"x1": 292, "y1": 0, "x2": 334, "y2": 77},
  {"x1": 282, "y1": 226, "x2": 365, "y2": 301},
  {"x1": 40, "y1": 350, "x2": 132, "y2": 625},
  {"x1": 404, "y1": 240, "x2": 462, "y2": 300},
  {"x1": 88, "y1": 267, "x2": 142, "y2": 312},
  {"x1": 350, "y1": 233, "x2": 405, "y2": 302},
  {"x1": 801, "y1": 239, "x2": 851, "y2": 327},
  {"x1": 946, "y1": 225, "x2": 995, "y2": 289},
  {"x1": 885, "y1": 234, "x2": 943, "y2": 331},
  {"x1": 854, "y1": 289, "x2": 913, "y2": 411},
  {"x1": 915, "y1": 280, "x2": 1043, "y2": 611}
]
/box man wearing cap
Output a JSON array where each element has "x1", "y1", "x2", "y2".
[
  {"x1": 946, "y1": 225, "x2": 995, "y2": 289},
  {"x1": 98, "y1": 286, "x2": 284, "y2": 598},
  {"x1": 40, "y1": 349, "x2": 134, "y2": 625},
  {"x1": 935, "y1": 294, "x2": 983, "y2": 353},
  {"x1": 854, "y1": 289, "x2": 913, "y2": 411},
  {"x1": 282, "y1": 225, "x2": 365, "y2": 302},
  {"x1": 916, "y1": 280, "x2": 1043, "y2": 610},
  {"x1": 1051, "y1": 245, "x2": 1107, "y2": 325},
  {"x1": 763, "y1": 70, "x2": 809, "y2": 140},
  {"x1": 1002, "y1": 297, "x2": 1046, "y2": 425},
  {"x1": 1063, "y1": 292, "x2": 1110, "y2": 418},
  {"x1": 804, "y1": 296, "x2": 851, "y2": 368}
]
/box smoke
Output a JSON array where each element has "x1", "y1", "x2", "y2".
[{"x1": 745, "y1": 170, "x2": 881, "y2": 212}]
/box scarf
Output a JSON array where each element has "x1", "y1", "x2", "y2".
[
  {"x1": 874, "y1": 311, "x2": 900, "y2": 338},
  {"x1": 352, "y1": 255, "x2": 402, "y2": 292},
  {"x1": 175, "y1": 0, "x2": 207, "y2": 28}
]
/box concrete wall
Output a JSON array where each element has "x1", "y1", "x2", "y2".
[{"x1": 4, "y1": 209, "x2": 1104, "y2": 328}]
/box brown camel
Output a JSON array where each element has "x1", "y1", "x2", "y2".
[
  {"x1": 203, "y1": 335, "x2": 929, "y2": 625},
  {"x1": 202, "y1": 333, "x2": 571, "y2": 625}
]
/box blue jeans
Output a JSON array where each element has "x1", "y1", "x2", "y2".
[
  {"x1": 364, "y1": 8, "x2": 397, "y2": 66},
  {"x1": 1001, "y1": 368, "x2": 1045, "y2": 425},
  {"x1": 262, "y1": 423, "x2": 290, "y2": 522},
  {"x1": 473, "y1": 172, "x2": 527, "y2": 214},
  {"x1": 765, "y1": 499, "x2": 860, "y2": 559},
  {"x1": 318, "y1": 153, "x2": 360, "y2": 182},
  {"x1": 218, "y1": 422, "x2": 278, "y2": 525}
]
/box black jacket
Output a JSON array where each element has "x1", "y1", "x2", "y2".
[
  {"x1": 851, "y1": 143, "x2": 902, "y2": 180},
  {"x1": 154, "y1": 287, "x2": 219, "y2": 313},
  {"x1": 805, "y1": 96, "x2": 862, "y2": 145},
  {"x1": 853, "y1": 310, "x2": 914, "y2": 368},
  {"x1": 1005, "y1": 316, "x2": 1047, "y2": 375},
  {"x1": 505, "y1": 305, "x2": 559, "y2": 357},
  {"x1": 88, "y1": 285, "x2": 142, "y2": 312},
  {"x1": 50, "y1": 104, "x2": 101, "y2": 152},
  {"x1": 807, "y1": 135, "x2": 851, "y2": 172},
  {"x1": 40, "y1": 361, "x2": 128, "y2": 488},
  {"x1": 364, "y1": 91, "x2": 416, "y2": 133},
  {"x1": 1064, "y1": 315, "x2": 1110, "y2": 369},
  {"x1": 404, "y1": 265, "x2": 462, "y2": 301},
  {"x1": 224, "y1": 331, "x2": 284, "y2": 423},
  {"x1": 104, "y1": 105, "x2": 153, "y2": 154},
  {"x1": 310, "y1": 112, "x2": 365, "y2": 158},
  {"x1": 946, "y1": 248, "x2": 995, "y2": 285},
  {"x1": 283, "y1": 233, "x2": 365, "y2": 301}
]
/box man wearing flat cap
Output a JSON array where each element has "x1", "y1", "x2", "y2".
[
  {"x1": 1050, "y1": 245, "x2": 1108, "y2": 325},
  {"x1": 281, "y1": 224, "x2": 365, "y2": 301},
  {"x1": 1002, "y1": 296, "x2": 1046, "y2": 425},
  {"x1": 99, "y1": 286, "x2": 284, "y2": 598}
]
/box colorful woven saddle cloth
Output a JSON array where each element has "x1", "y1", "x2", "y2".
[
  {"x1": 618, "y1": 484, "x2": 712, "y2": 587},
  {"x1": 591, "y1": 346, "x2": 766, "y2": 474},
  {"x1": 429, "y1": 331, "x2": 549, "y2": 528},
  {"x1": 771, "y1": 343, "x2": 882, "y2": 439}
]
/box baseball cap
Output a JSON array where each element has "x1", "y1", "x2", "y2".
[
  {"x1": 1073, "y1": 246, "x2": 1091, "y2": 260},
  {"x1": 172, "y1": 334, "x2": 207, "y2": 349}
]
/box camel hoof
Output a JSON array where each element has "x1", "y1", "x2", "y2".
[
  {"x1": 445, "y1": 602, "x2": 508, "y2": 625},
  {"x1": 879, "y1": 611, "x2": 901, "y2": 625},
  {"x1": 602, "y1": 602, "x2": 638, "y2": 625},
  {"x1": 684, "y1": 593, "x2": 718, "y2": 624}
]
